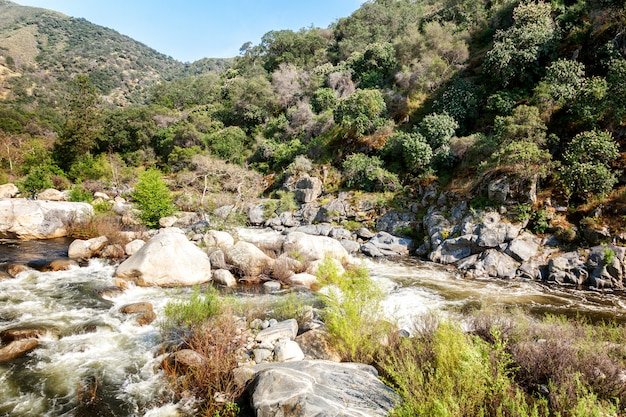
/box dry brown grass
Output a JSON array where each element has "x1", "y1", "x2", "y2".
[
  {"x1": 67, "y1": 213, "x2": 144, "y2": 245},
  {"x1": 162, "y1": 309, "x2": 246, "y2": 417},
  {"x1": 468, "y1": 308, "x2": 626, "y2": 416}
]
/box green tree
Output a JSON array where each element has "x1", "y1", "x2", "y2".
[
  {"x1": 560, "y1": 130, "x2": 620, "y2": 198},
  {"x1": 205, "y1": 126, "x2": 249, "y2": 164},
  {"x1": 417, "y1": 112, "x2": 459, "y2": 149},
  {"x1": 606, "y1": 58, "x2": 626, "y2": 125},
  {"x1": 53, "y1": 75, "x2": 103, "y2": 171},
  {"x1": 132, "y1": 168, "x2": 175, "y2": 228},
  {"x1": 311, "y1": 87, "x2": 339, "y2": 113},
  {"x1": 342, "y1": 153, "x2": 400, "y2": 191},
  {"x1": 334, "y1": 89, "x2": 387, "y2": 137},
  {"x1": 493, "y1": 105, "x2": 547, "y2": 146},
  {"x1": 483, "y1": 1, "x2": 556, "y2": 86},
  {"x1": 349, "y1": 42, "x2": 397, "y2": 88}
]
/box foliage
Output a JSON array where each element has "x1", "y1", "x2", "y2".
[
  {"x1": 542, "y1": 59, "x2": 585, "y2": 102},
  {"x1": 131, "y1": 168, "x2": 175, "y2": 227},
  {"x1": 417, "y1": 112, "x2": 459, "y2": 149},
  {"x1": 53, "y1": 75, "x2": 103, "y2": 171},
  {"x1": 493, "y1": 105, "x2": 547, "y2": 146},
  {"x1": 317, "y1": 262, "x2": 391, "y2": 363},
  {"x1": 311, "y1": 88, "x2": 339, "y2": 113},
  {"x1": 334, "y1": 89, "x2": 387, "y2": 137},
  {"x1": 19, "y1": 165, "x2": 55, "y2": 195},
  {"x1": 483, "y1": 1, "x2": 556, "y2": 86},
  {"x1": 489, "y1": 141, "x2": 552, "y2": 181},
  {"x1": 205, "y1": 126, "x2": 249, "y2": 164},
  {"x1": 67, "y1": 183, "x2": 93, "y2": 202},
  {"x1": 162, "y1": 286, "x2": 221, "y2": 332},
  {"x1": 342, "y1": 153, "x2": 400, "y2": 192},
  {"x1": 560, "y1": 130, "x2": 620, "y2": 198}
]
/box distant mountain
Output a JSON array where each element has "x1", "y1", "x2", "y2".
[{"x1": 0, "y1": 0, "x2": 232, "y2": 106}]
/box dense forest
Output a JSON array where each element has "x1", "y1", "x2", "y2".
[{"x1": 0, "y1": 0, "x2": 625, "y2": 230}]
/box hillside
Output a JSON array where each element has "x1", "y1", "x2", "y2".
[
  {"x1": 0, "y1": 0, "x2": 625, "y2": 243},
  {"x1": 0, "y1": 0, "x2": 231, "y2": 106}
]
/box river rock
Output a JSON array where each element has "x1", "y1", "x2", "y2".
[
  {"x1": 246, "y1": 360, "x2": 399, "y2": 417},
  {"x1": 203, "y1": 230, "x2": 235, "y2": 249},
  {"x1": 42, "y1": 259, "x2": 79, "y2": 272},
  {"x1": 68, "y1": 236, "x2": 109, "y2": 259},
  {"x1": 120, "y1": 302, "x2": 153, "y2": 315},
  {"x1": 282, "y1": 231, "x2": 350, "y2": 264},
  {"x1": 101, "y1": 244, "x2": 125, "y2": 259},
  {"x1": 274, "y1": 340, "x2": 304, "y2": 362},
  {"x1": 0, "y1": 339, "x2": 39, "y2": 362},
  {"x1": 290, "y1": 175, "x2": 323, "y2": 204},
  {"x1": 213, "y1": 269, "x2": 237, "y2": 287},
  {"x1": 255, "y1": 319, "x2": 298, "y2": 345},
  {"x1": 505, "y1": 233, "x2": 540, "y2": 262},
  {"x1": 224, "y1": 241, "x2": 274, "y2": 277},
  {"x1": 37, "y1": 188, "x2": 67, "y2": 201},
  {"x1": 476, "y1": 249, "x2": 519, "y2": 279},
  {"x1": 125, "y1": 239, "x2": 145, "y2": 256},
  {"x1": 6, "y1": 263, "x2": 33, "y2": 277},
  {"x1": 115, "y1": 228, "x2": 212, "y2": 287},
  {"x1": 376, "y1": 210, "x2": 417, "y2": 234},
  {"x1": 0, "y1": 199, "x2": 94, "y2": 240},
  {"x1": 289, "y1": 273, "x2": 317, "y2": 288},
  {"x1": 429, "y1": 235, "x2": 476, "y2": 264},
  {"x1": 0, "y1": 183, "x2": 19, "y2": 198},
  {"x1": 0, "y1": 327, "x2": 47, "y2": 343},
  {"x1": 248, "y1": 203, "x2": 268, "y2": 225},
  {"x1": 170, "y1": 349, "x2": 207, "y2": 369},
  {"x1": 295, "y1": 328, "x2": 342, "y2": 362},
  {"x1": 548, "y1": 251, "x2": 589, "y2": 285},
  {"x1": 363, "y1": 231, "x2": 413, "y2": 257},
  {"x1": 235, "y1": 228, "x2": 285, "y2": 255}
]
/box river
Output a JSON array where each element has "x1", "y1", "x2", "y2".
[{"x1": 1, "y1": 239, "x2": 626, "y2": 416}]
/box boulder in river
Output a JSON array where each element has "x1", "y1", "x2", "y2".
[
  {"x1": 114, "y1": 228, "x2": 211, "y2": 287},
  {"x1": 0, "y1": 339, "x2": 39, "y2": 362}
]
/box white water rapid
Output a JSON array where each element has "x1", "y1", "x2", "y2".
[{"x1": 0, "y1": 258, "x2": 183, "y2": 417}]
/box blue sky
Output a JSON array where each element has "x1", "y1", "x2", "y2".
[{"x1": 12, "y1": 0, "x2": 364, "y2": 62}]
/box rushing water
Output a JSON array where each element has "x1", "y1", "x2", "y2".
[{"x1": 2, "y1": 239, "x2": 626, "y2": 416}]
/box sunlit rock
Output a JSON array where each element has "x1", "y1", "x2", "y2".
[{"x1": 115, "y1": 228, "x2": 211, "y2": 287}]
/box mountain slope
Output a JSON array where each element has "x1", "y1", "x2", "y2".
[{"x1": 0, "y1": 0, "x2": 230, "y2": 105}]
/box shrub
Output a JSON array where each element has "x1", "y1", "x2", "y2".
[
  {"x1": 317, "y1": 262, "x2": 391, "y2": 363},
  {"x1": 161, "y1": 288, "x2": 243, "y2": 417},
  {"x1": 334, "y1": 89, "x2": 387, "y2": 137},
  {"x1": 560, "y1": 130, "x2": 620, "y2": 198},
  {"x1": 417, "y1": 112, "x2": 459, "y2": 149},
  {"x1": 162, "y1": 286, "x2": 221, "y2": 333},
  {"x1": 131, "y1": 168, "x2": 175, "y2": 228},
  {"x1": 342, "y1": 153, "x2": 400, "y2": 191},
  {"x1": 19, "y1": 165, "x2": 55, "y2": 195},
  {"x1": 67, "y1": 184, "x2": 93, "y2": 203}
]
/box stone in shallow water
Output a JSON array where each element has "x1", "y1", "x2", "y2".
[{"x1": 0, "y1": 339, "x2": 39, "y2": 362}]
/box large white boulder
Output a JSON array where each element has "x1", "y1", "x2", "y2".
[
  {"x1": 114, "y1": 228, "x2": 211, "y2": 287},
  {"x1": 0, "y1": 199, "x2": 93, "y2": 240},
  {"x1": 282, "y1": 231, "x2": 350, "y2": 264}
]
